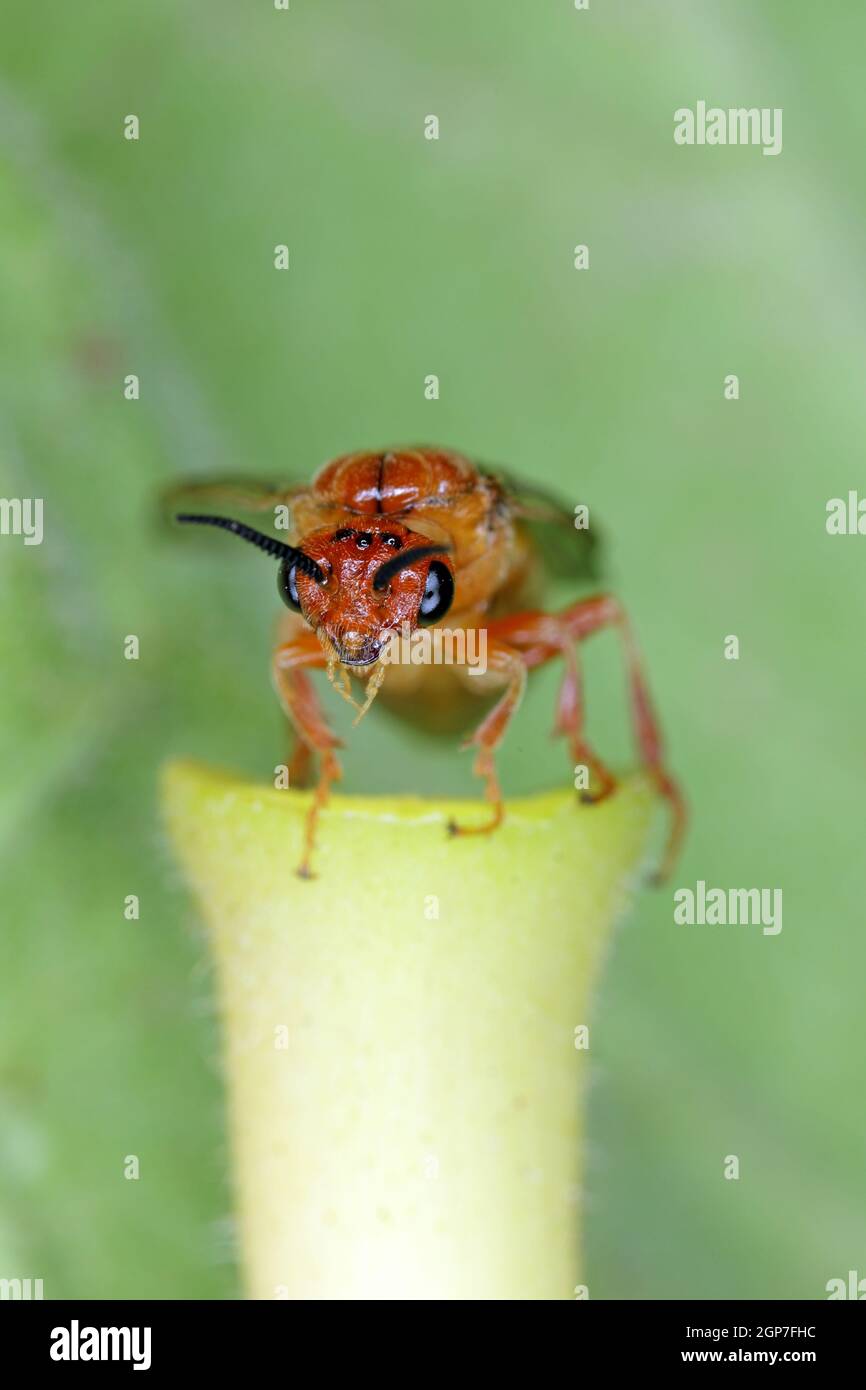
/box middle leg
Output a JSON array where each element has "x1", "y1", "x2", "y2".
[{"x1": 447, "y1": 638, "x2": 527, "y2": 837}]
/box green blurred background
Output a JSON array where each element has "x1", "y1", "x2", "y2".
[{"x1": 1, "y1": 0, "x2": 864, "y2": 1299}]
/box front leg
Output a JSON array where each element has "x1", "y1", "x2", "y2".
[{"x1": 272, "y1": 627, "x2": 343, "y2": 879}]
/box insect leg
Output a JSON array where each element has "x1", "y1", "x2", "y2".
[
  {"x1": 552, "y1": 644, "x2": 617, "y2": 804},
  {"x1": 483, "y1": 611, "x2": 614, "y2": 804},
  {"x1": 447, "y1": 641, "x2": 527, "y2": 838},
  {"x1": 491, "y1": 599, "x2": 686, "y2": 882},
  {"x1": 287, "y1": 737, "x2": 314, "y2": 788},
  {"x1": 563, "y1": 595, "x2": 685, "y2": 881},
  {"x1": 272, "y1": 631, "x2": 344, "y2": 878}
]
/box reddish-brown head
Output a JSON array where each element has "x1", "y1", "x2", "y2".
[
  {"x1": 283, "y1": 523, "x2": 454, "y2": 666},
  {"x1": 175, "y1": 513, "x2": 455, "y2": 668}
]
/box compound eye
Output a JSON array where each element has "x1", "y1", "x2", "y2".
[
  {"x1": 278, "y1": 558, "x2": 302, "y2": 612},
  {"x1": 418, "y1": 559, "x2": 454, "y2": 625}
]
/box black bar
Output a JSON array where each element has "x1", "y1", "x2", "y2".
[{"x1": 3, "y1": 1298, "x2": 862, "y2": 1374}]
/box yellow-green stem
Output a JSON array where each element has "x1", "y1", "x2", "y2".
[{"x1": 163, "y1": 761, "x2": 655, "y2": 1300}]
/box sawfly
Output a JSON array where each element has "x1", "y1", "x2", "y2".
[{"x1": 168, "y1": 446, "x2": 685, "y2": 879}]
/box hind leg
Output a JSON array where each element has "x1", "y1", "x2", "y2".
[
  {"x1": 286, "y1": 735, "x2": 314, "y2": 788},
  {"x1": 488, "y1": 598, "x2": 686, "y2": 881}
]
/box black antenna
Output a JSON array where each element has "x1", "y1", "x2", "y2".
[
  {"x1": 372, "y1": 544, "x2": 451, "y2": 592},
  {"x1": 175, "y1": 514, "x2": 326, "y2": 583}
]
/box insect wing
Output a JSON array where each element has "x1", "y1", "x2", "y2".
[
  {"x1": 158, "y1": 475, "x2": 301, "y2": 534},
  {"x1": 485, "y1": 465, "x2": 602, "y2": 581}
]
